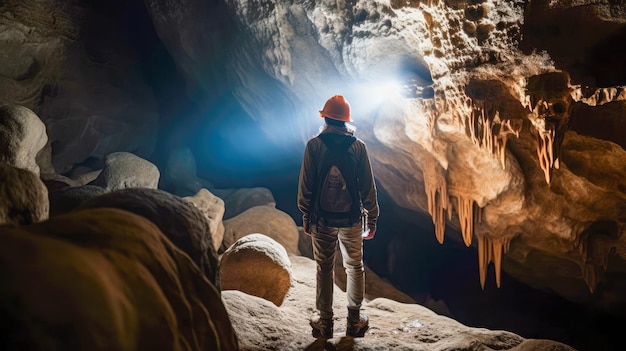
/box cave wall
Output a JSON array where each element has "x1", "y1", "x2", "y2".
[
  {"x1": 1, "y1": 0, "x2": 625, "y2": 316},
  {"x1": 0, "y1": 0, "x2": 159, "y2": 175}
]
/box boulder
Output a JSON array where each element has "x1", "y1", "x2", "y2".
[
  {"x1": 78, "y1": 188, "x2": 219, "y2": 284},
  {"x1": 222, "y1": 205, "x2": 299, "y2": 255},
  {"x1": 48, "y1": 185, "x2": 107, "y2": 216},
  {"x1": 165, "y1": 147, "x2": 213, "y2": 197},
  {"x1": 183, "y1": 188, "x2": 225, "y2": 251},
  {"x1": 88, "y1": 152, "x2": 159, "y2": 191},
  {"x1": 213, "y1": 187, "x2": 276, "y2": 220},
  {"x1": 0, "y1": 162, "x2": 49, "y2": 225},
  {"x1": 0, "y1": 208, "x2": 238, "y2": 350},
  {"x1": 219, "y1": 233, "x2": 292, "y2": 307},
  {"x1": 0, "y1": 105, "x2": 47, "y2": 175}
]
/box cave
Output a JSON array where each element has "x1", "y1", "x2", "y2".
[{"x1": 1, "y1": 0, "x2": 625, "y2": 350}]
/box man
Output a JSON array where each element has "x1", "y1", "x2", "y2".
[{"x1": 297, "y1": 94, "x2": 379, "y2": 338}]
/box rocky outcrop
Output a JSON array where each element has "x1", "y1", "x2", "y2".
[
  {"x1": 88, "y1": 152, "x2": 160, "y2": 191},
  {"x1": 0, "y1": 105, "x2": 47, "y2": 175},
  {"x1": 48, "y1": 185, "x2": 107, "y2": 216},
  {"x1": 0, "y1": 162, "x2": 49, "y2": 225},
  {"x1": 219, "y1": 233, "x2": 292, "y2": 307},
  {"x1": 222, "y1": 255, "x2": 575, "y2": 350},
  {"x1": 78, "y1": 188, "x2": 219, "y2": 284},
  {"x1": 0, "y1": 208, "x2": 238, "y2": 351},
  {"x1": 222, "y1": 205, "x2": 300, "y2": 255}
]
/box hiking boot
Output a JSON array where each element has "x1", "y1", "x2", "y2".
[
  {"x1": 310, "y1": 315, "x2": 333, "y2": 338},
  {"x1": 346, "y1": 307, "x2": 369, "y2": 337}
]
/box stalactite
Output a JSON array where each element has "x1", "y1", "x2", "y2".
[
  {"x1": 477, "y1": 235, "x2": 491, "y2": 289},
  {"x1": 425, "y1": 176, "x2": 448, "y2": 244},
  {"x1": 581, "y1": 264, "x2": 597, "y2": 294},
  {"x1": 535, "y1": 124, "x2": 556, "y2": 184},
  {"x1": 456, "y1": 196, "x2": 475, "y2": 247},
  {"x1": 477, "y1": 235, "x2": 513, "y2": 289}
]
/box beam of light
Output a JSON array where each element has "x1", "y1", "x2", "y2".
[{"x1": 351, "y1": 80, "x2": 405, "y2": 112}]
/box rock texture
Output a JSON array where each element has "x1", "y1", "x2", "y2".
[
  {"x1": 0, "y1": 208, "x2": 238, "y2": 351},
  {"x1": 88, "y1": 152, "x2": 160, "y2": 191},
  {"x1": 0, "y1": 162, "x2": 49, "y2": 225},
  {"x1": 78, "y1": 188, "x2": 220, "y2": 284},
  {"x1": 222, "y1": 255, "x2": 575, "y2": 350},
  {"x1": 222, "y1": 205, "x2": 300, "y2": 255},
  {"x1": 0, "y1": 0, "x2": 158, "y2": 174},
  {"x1": 0, "y1": 105, "x2": 47, "y2": 175},
  {"x1": 219, "y1": 233, "x2": 292, "y2": 306}
]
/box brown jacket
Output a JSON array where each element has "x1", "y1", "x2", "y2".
[{"x1": 297, "y1": 124, "x2": 379, "y2": 230}]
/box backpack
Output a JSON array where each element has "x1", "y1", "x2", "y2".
[{"x1": 311, "y1": 133, "x2": 361, "y2": 227}]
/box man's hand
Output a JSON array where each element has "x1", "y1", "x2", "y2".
[{"x1": 362, "y1": 228, "x2": 375, "y2": 240}]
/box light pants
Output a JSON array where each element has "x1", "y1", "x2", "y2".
[{"x1": 311, "y1": 222, "x2": 364, "y2": 319}]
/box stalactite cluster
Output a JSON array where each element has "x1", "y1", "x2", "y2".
[
  {"x1": 525, "y1": 72, "x2": 574, "y2": 184},
  {"x1": 462, "y1": 99, "x2": 521, "y2": 169},
  {"x1": 477, "y1": 234, "x2": 512, "y2": 289}
]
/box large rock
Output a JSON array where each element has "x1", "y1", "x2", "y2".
[
  {"x1": 0, "y1": 162, "x2": 49, "y2": 225},
  {"x1": 0, "y1": 105, "x2": 47, "y2": 175},
  {"x1": 183, "y1": 188, "x2": 225, "y2": 252},
  {"x1": 219, "y1": 233, "x2": 292, "y2": 307},
  {"x1": 78, "y1": 188, "x2": 219, "y2": 284},
  {"x1": 222, "y1": 205, "x2": 299, "y2": 255},
  {"x1": 213, "y1": 187, "x2": 276, "y2": 220},
  {"x1": 165, "y1": 147, "x2": 213, "y2": 197},
  {"x1": 0, "y1": 208, "x2": 238, "y2": 350},
  {"x1": 88, "y1": 152, "x2": 160, "y2": 191},
  {"x1": 48, "y1": 185, "x2": 107, "y2": 216}
]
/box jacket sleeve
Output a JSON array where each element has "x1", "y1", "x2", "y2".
[
  {"x1": 297, "y1": 139, "x2": 318, "y2": 225},
  {"x1": 356, "y1": 141, "x2": 379, "y2": 230}
]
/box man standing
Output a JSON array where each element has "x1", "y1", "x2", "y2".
[{"x1": 297, "y1": 94, "x2": 379, "y2": 338}]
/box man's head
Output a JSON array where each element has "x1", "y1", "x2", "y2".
[{"x1": 319, "y1": 95, "x2": 351, "y2": 122}]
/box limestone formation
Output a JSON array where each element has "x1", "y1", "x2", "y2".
[
  {"x1": 88, "y1": 152, "x2": 160, "y2": 191},
  {"x1": 0, "y1": 208, "x2": 238, "y2": 351},
  {"x1": 219, "y1": 233, "x2": 293, "y2": 307},
  {"x1": 213, "y1": 187, "x2": 276, "y2": 220},
  {"x1": 78, "y1": 188, "x2": 219, "y2": 284},
  {"x1": 183, "y1": 188, "x2": 226, "y2": 251},
  {"x1": 0, "y1": 105, "x2": 47, "y2": 175},
  {"x1": 222, "y1": 205, "x2": 300, "y2": 255},
  {"x1": 0, "y1": 162, "x2": 49, "y2": 225}
]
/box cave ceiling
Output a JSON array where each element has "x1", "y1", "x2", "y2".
[{"x1": 1, "y1": 0, "x2": 625, "y2": 313}]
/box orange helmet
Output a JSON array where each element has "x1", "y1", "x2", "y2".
[{"x1": 319, "y1": 95, "x2": 351, "y2": 122}]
